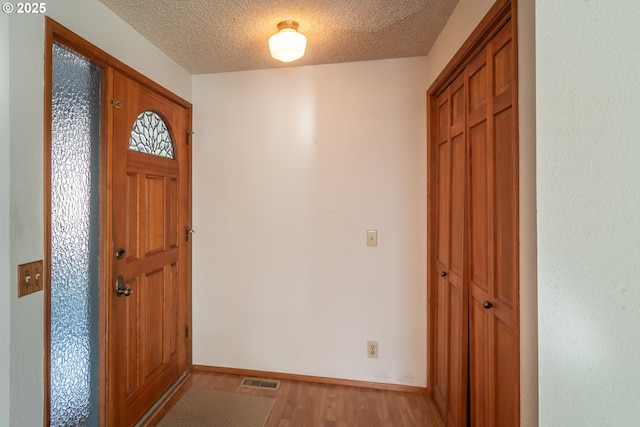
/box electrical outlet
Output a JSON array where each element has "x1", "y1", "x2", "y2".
[{"x1": 367, "y1": 341, "x2": 378, "y2": 359}]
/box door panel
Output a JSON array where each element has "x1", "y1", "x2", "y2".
[
  {"x1": 433, "y1": 91, "x2": 450, "y2": 416},
  {"x1": 446, "y1": 282, "x2": 464, "y2": 427},
  {"x1": 126, "y1": 172, "x2": 141, "y2": 259},
  {"x1": 467, "y1": 45, "x2": 492, "y2": 427},
  {"x1": 124, "y1": 281, "x2": 139, "y2": 395},
  {"x1": 109, "y1": 70, "x2": 190, "y2": 426},
  {"x1": 469, "y1": 299, "x2": 489, "y2": 427},
  {"x1": 495, "y1": 107, "x2": 516, "y2": 314},
  {"x1": 433, "y1": 73, "x2": 468, "y2": 427},
  {"x1": 495, "y1": 318, "x2": 516, "y2": 427},
  {"x1": 490, "y1": 21, "x2": 518, "y2": 426},
  {"x1": 469, "y1": 120, "x2": 488, "y2": 293},
  {"x1": 145, "y1": 175, "x2": 167, "y2": 254},
  {"x1": 447, "y1": 128, "x2": 466, "y2": 427},
  {"x1": 468, "y1": 45, "x2": 489, "y2": 311}
]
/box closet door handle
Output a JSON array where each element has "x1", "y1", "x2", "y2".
[
  {"x1": 440, "y1": 271, "x2": 447, "y2": 277},
  {"x1": 482, "y1": 301, "x2": 493, "y2": 309}
]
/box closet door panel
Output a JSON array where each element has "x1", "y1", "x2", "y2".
[
  {"x1": 446, "y1": 130, "x2": 467, "y2": 427},
  {"x1": 492, "y1": 20, "x2": 517, "y2": 324},
  {"x1": 446, "y1": 281, "x2": 464, "y2": 427},
  {"x1": 492, "y1": 21, "x2": 513, "y2": 100},
  {"x1": 494, "y1": 106, "x2": 517, "y2": 321},
  {"x1": 435, "y1": 276, "x2": 448, "y2": 412},
  {"x1": 468, "y1": 114, "x2": 492, "y2": 427},
  {"x1": 468, "y1": 121, "x2": 489, "y2": 295},
  {"x1": 491, "y1": 20, "x2": 518, "y2": 426},
  {"x1": 467, "y1": 46, "x2": 489, "y2": 301},
  {"x1": 495, "y1": 317, "x2": 517, "y2": 427},
  {"x1": 470, "y1": 299, "x2": 490, "y2": 427},
  {"x1": 433, "y1": 92, "x2": 450, "y2": 416}
]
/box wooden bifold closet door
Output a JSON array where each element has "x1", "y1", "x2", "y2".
[{"x1": 428, "y1": 2, "x2": 519, "y2": 426}]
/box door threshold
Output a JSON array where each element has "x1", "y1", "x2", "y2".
[{"x1": 135, "y1": 371, "x2": 191, "y2": 427}]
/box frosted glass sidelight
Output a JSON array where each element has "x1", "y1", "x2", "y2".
[
  {"x1": 50, "y1": 42, "x2": 101, "y2": 427},
  {"x1": 129, "y1": 110, "x2": 175, "y2": 158}
]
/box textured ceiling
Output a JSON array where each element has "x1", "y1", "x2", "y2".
[{"x1": 98, "y1": 0, "x2": 460, "y2": 74}]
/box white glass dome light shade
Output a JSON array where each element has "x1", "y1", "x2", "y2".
[{"x1": 269, "y1": 21, "x2": 307, "y2": 62}]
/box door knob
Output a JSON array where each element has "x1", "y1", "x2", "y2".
[
  {"x1": 115, "y1": 275, "x2": 132, "y2": 297},
  {"x1": 440, "y1": 271, "x2": 447, "y2": 277},
  {"x1": 186, "y1": 227, "x2": 195, "y2": 241},
  {"x1": 115, "y1": 248, "x2": 126, "y2": 259},
  {"x1": 482, "y1": 301, "x2": 493, "y2": 309}
]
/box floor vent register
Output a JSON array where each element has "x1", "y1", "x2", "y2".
[{"x1": 240, "y1": 377, "x2": 281, "y2": 390}]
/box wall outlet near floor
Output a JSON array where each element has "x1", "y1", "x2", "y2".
[{"x1": 367, "y1": 341, "x2": 378, "y2": 358}]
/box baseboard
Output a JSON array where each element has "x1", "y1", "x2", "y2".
[{"x1": 193, "y1": 365, "x2": 428, "y2": 394}]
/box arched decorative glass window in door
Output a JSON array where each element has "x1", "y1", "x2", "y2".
[{"x1": 129, "y1": 110, "x2": 175, "y2": 158}]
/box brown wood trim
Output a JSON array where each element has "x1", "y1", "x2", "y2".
[
  {"x1": 425, "y1": 90, "x2": 436, "y2": 400},
  {"x1": 193, "y1": 365, "x2": 428, "y2": 394},
  {"x1": 511, "y1": 1, "x2": 522, "y2": 423},
  {"x1": 101, "y1": 65, "x2": 114, "y2": 427},
  {"x1": 43, "y1": 19, "x2": 53, "y2": 427},
  {"x1": 427, "y1": 0, "x2": 512, "y2": 96}
]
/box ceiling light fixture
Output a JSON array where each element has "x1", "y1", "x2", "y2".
[{"x1": 269, "y1": 20, "x2": 307, "y2": 63}]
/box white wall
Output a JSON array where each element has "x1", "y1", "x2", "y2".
[
  {"x1": 537, "y1": 1, "x2": 640, "y2": 426},
  {"x1": 1, "y1": 14, "x2": 11, "y2": 427},
  {"x1": 192, "y1": 57, "x2": 428, "y2": 386},
  {"x1": 7, "y1": 1, "x2": 191, "y2": 424},
  {"x1": 9, "y1": 14, "x2": 47, "y2": 426},
  {"x1": 426, "y1": 0, "x2": 538, "y2": 425}
]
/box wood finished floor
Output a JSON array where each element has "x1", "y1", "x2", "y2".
[{"x1": 147, "y1": 371, "x2": 445, "y2": 427}]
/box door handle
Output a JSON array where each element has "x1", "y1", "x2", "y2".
[
  {"x1": 440, "y1": 271, "x2": 447, "y2": 277},
  {"x1": 115, "y1": 275, "x2": 132, "y2": 297},
  {"x1": 186, "y1": 227, "x2": 195, "y2": 242},
  {"x1": 115, "y1": 248, "x2": 126, "y2": 259},
  {"x1": 482, "y1": 301, "x2": 493, "y2": 309}
]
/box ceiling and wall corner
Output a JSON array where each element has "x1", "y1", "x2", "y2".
[{"x1": 97, "y1": 0, "x2": 460, "y2": 74}]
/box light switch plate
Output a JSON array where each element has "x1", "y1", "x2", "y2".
[
  {"x1": 367, "y1": 230, "x2": 377, "y2": 247},
  {"x1": 18, "y1": 260, "x2": 44, "y2": 297}
]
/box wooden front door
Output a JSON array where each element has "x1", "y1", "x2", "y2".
[
  {"x1": 108, "y1": 70, "x2": 192, "y2": 426},
  {"x1": 428, "y1": 1, "x2": 518, "y2": 426}
]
